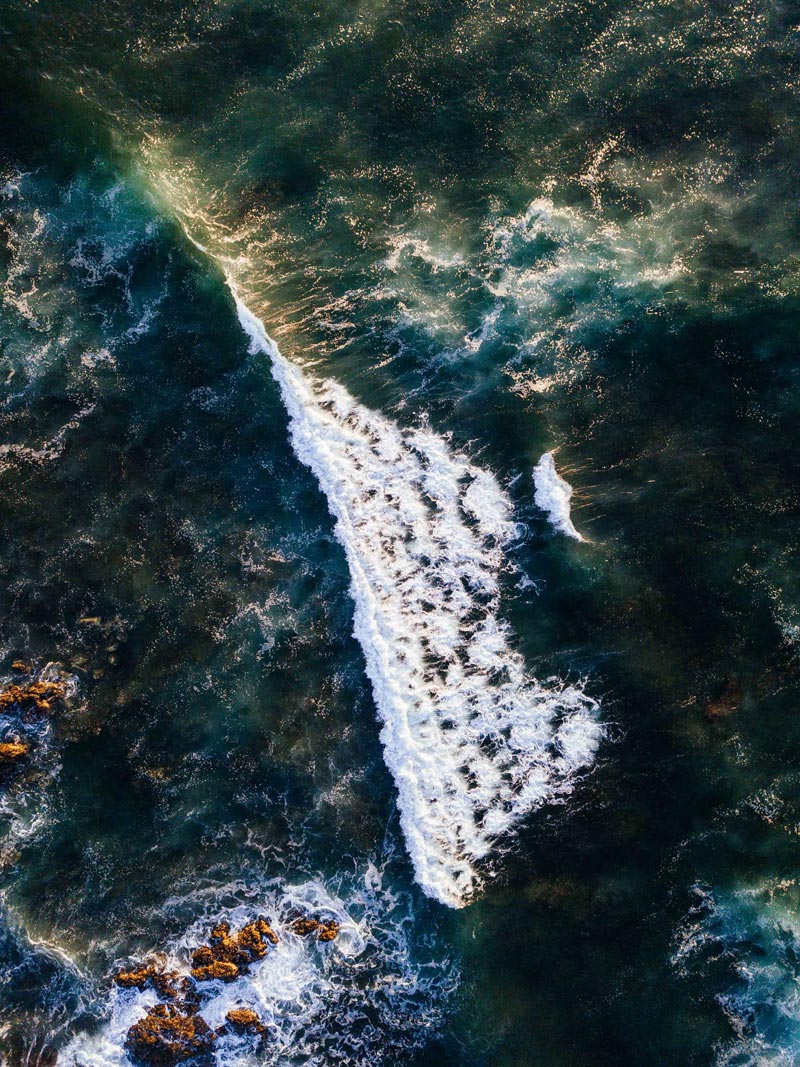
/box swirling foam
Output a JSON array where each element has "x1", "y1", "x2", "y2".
[
  {"x1": 57, "y1": 869, "x2": 454, "y2": 1067},
  {"x1": 233, "y1": 294, "x2": 603, "y2": 907},
  {"x1": 672, "y1": 881, "x2": 800, "y2": 1066}
]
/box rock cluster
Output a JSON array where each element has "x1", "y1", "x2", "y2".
[
  {"x1": 115, "y1": 962, "x2": 183, "y2": 1000},
  {"x1": 0, "y1": 679, "x2": 66, "y2": 715},
  {"x1": 121, "y1": 911, "x2": 340, "y2": 1064},
  {"x1": 190, "y1": 918, "x2": 278, "y2": 983},
  {"x1": 0, "y1": 660, "x2": 81, "y2": 788},
  {"x1": 0, "y1": 671, "x2": 68, "y2": 775},
  {"x1": 290, "y1": 916, "x2": 340, "y2": 942}
]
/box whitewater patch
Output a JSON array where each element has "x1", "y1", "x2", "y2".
[
  {"x1": 533, "y1": 452, "x2": 585, "y2": 542},
  {"x1": 232, "y1": 292, "x2": 603, "y2": 907},
  {"x1": 57, "y1": 871, "x2": 454, "y2": 1067}
]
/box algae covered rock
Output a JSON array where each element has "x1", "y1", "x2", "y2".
[
  {"x1": 190, "y1": 917, "x2": 278, "y2": 982},
  {"x1": 291, "y1": 917, "x2": 319, "y2": 937},
  {"x1": 125, "y1": 1004, "x2": 216, "y2": 1065},
  {"x1": 190, "y1": 959, "x2": 239, "y2": 983},
  {"x1": 318, "y1": 920, "x2": 340, "y2": 942},
  {"x1": 224, "y1": 1007, "x2": 267, "y2": 1034},
  {"x1": 115, "y1": 963, "x2": 180, "y2": 999},
  {"x1": 291, "y1": 916, "x2": 339, "y2": 941},
  {"x1": 0, "y1": 741, "x2": 29, "y2": 763},
  {"x1": 115, "y1": 964, "x2": 158, "y2": 990},
  {"x1": 0, "y1": 680, "x2": 66, "y2": 715}
]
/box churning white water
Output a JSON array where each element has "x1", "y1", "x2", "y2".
[
  {"x1": 233, "y1": 293, "x2": 603, "y2": 907},
  {"x1": 533, "y1": 452, "x2": 585, "y2": 542},
  {"x1": 57, "y1": 870, "x2": 452, "y2": 1067}
]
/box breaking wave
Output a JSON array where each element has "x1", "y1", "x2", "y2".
[
  {"x1": 533, "y1": 452, "x2": 585, "y2": 542},
  {"x1": 233, "y1": 293, "x2": 603, "y2": 907}
]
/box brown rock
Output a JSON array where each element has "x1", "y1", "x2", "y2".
[
  {"x1": 291, "y1": 916, "x2": 339, "y2": 941},
  {"x1": 152, "y1": 971, "x2": 181, "y2": 1000},
  {"x1": 0, "y1": 680, "x2": 66, "y2": 715},
  {"x1": 190, "y1": 946, "x2": 215, "y2": 968},
  {"x1": 235, "y1": 920, "x2": 275, "y2": 961},
  {"x1": 0, "y1": 741, "x2": 29, "y2": 763},
  {"x1": 224, "y1": 1007, "x2": 266, "y2": 1035},
  {"x1": 190, "y1": 960, "x2": 239, "y2": 983},
  {"x1": 125, "y1": 1004, "x2": 215, "y2": 1065},
  {"x1": 291, "y1": 918, "x2": 319, "y2": 937},
  {"x1": 209, "y1": 922, "x2": 230, "y2": 943},
  {"x1": 189, "y1": 918, "x2": 278, "y2": 983},
  {"x1": 178, "y1": 977, "x2": 202, "y2": 1014},
  {"x1": 317, "y1": 920, "x2": 340, "y2": 942},
  {"x1": 254, "y1": 917, "x2": 279, "y2": 946},
  {"x1": 115, "y1": 963, "x2": 180, "y2": 999},
  {"x1": 116, "y1": 965, "x2": 157, "y2": 990}
]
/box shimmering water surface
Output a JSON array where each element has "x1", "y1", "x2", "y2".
[{"x1": 1, "y1": 2, "x2": 800, "y2": 1064}]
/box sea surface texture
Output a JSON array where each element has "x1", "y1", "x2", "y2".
[{"x1": 0, "y1": 2, "x2": 798, "y2": 1065}]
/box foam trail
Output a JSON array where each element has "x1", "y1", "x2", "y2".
[
  {"x1": 234, "y1": 293, "x2": 602, "y2": 906},
  {"x1": 533, "y1": 452, "x2": 585, "y2": 542}
]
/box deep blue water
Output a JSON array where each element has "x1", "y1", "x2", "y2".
[{"x1": 1, "y1": 2, "x2": 800, "y2": 1065}]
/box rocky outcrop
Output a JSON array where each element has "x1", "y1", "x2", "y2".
[
  {"x1": 0, "y1": 741, "x2": 29, "y2": 763},
  {"x1": 190, "y1": 959, "x2": 239, "y2": 983},
  {"x1": 291, "y1": 916, "x2": 340, "y2": 942},
  {"x1": 125, "y1": 1004, "x2": 216, "y2": 1065},
  {"x1": 0, "y1": 680, "x2": 66, "y2": 715},
  {"x1": 291, "y1": 917, "x2": 319, "y2": 936},
  {"x1": 121, "y1": 909, "x2": 340, "y2": 1059},
  {"x1": 318, "y1": 920, "x2": 340, "y2": 942},
  {"x1": 223, "y1": 1007, "x2": 267, "y2": 1035},
  {"x1": 115, "y1": 963, "x2": 181, "y2": 999},
  {"x1": 115, "y1": 964, "x2": 159, "y2": 990},
  {"x1": 190, "y1": 918, "x2": 278, "y2": 983}
]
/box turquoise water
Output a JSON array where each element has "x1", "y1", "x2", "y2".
[{"x1": 1, "y1": 2, "x2": 800, "y2": 1064}]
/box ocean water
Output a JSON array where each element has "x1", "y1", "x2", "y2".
[{"x1": 0, "y1": 1, "x2": 799, "y2": 1064}]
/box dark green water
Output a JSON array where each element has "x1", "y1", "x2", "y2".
[{"x1": 1, "y1": 1, "x2": 800, "y2": 1064}]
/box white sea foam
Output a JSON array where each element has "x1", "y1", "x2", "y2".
[
  {"x1": 57, "y1": 871, "x2": 453, "y2": 1067},
  {"x1": 232, "y1": 293, "x2": 603, "y2": 907},
  {"x1": 533, "y1": 452, "x2": 585, "y2": 542}
]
